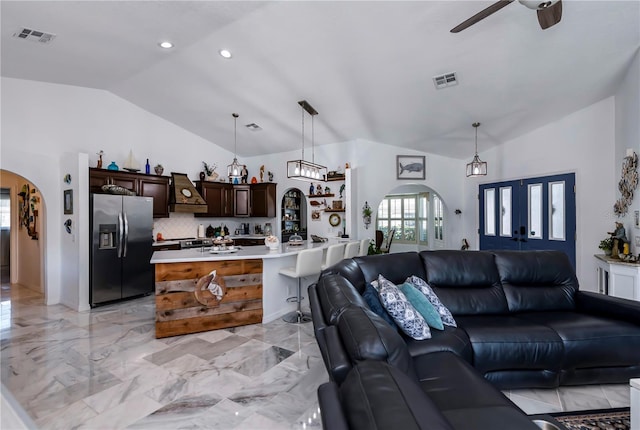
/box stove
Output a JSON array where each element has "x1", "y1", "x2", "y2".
[{"x1": 178, "y1": 238, "x2": 214, "y2": 249}]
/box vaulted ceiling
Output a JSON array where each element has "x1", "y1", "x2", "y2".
[{"x1": 2, "y1": 1, "x2": 639, "y2": 159}]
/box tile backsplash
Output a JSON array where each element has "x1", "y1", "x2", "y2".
[{"x1": 153, "y1": 213, "x2": 275, "y2": 240}]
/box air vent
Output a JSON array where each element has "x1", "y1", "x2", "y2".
[
  {"x1": 433, "y1": 72, "x2": 458, "y2": 89},
  {"x1": 245, "y1": 123, "x2": 262, "y2": 131},
  {"x1": 12, "y1": 27, "x2": 56, "y2": 44}
]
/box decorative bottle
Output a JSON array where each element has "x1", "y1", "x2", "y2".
[{"x1": 145, "y1": 158, "x2": 150, "y2": 174}]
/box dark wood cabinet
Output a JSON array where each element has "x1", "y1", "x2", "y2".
[
  {"x1": 195, "y1": 182, "x2": 233, "y2": 218},
  {"x1": 234, "y1": 185, "x2": 251, "y2": 217},
  {"x1": 250, "y1": 183, "x2": 277, "y2": 217},
  {"x1": 89, "y1": 168, "x2": 170, "y2": 218}
]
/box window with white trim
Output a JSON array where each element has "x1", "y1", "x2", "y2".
[{"x1": 376, "y1": 193, "x2": 430, "y2": 245}]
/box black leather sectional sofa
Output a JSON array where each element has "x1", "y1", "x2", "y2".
[{"x1": 309, "y1": 250, "x2": 640, "y2": 430}]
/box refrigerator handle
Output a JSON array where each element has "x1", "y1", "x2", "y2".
[
  {"x1": 123, "y1": 212, "x2": 129, "y2": 257},
  {"x1": 117, "y1": 212, "x2": 124, "y2": 258}
]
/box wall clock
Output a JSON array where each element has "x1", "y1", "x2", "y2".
[{"x1": 329, "y1": 213, "x2": 341, "y2": 227}]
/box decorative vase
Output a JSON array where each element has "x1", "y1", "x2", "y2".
[
  {"x1": 107, "y1": 161, "x2": 119, "y2": 171},
  {"x1": 207, "y1": 172, "x2": 219, "y2": 181},
  {"x1": 154, "y1": 166, "x2": 164, "y2": 175}
]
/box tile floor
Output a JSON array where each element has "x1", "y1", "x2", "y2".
[{"x1": 1, "y1": 283, "x2": 631, "y2": 429}]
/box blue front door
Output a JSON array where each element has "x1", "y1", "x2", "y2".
[{"x1": 479, "y1": 173, "x2": 576, "y2": 268}]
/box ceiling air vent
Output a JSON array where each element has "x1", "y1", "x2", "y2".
[
  {"x1": 245, "y1": 123, "x2": 262, "y2": 131},
  {"x1": 12, "y1": 27, "x2": 56, "y2": 44},
  {"x1": 433, "y1": 72, "x2": 458, "y2": 89}
]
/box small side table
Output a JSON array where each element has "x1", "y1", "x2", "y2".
[{"x1": 631, "y1": 378, "x2": 639, "y2": 430}]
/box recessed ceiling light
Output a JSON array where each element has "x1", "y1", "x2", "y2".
[
  {"x1": 159, "y1": 41, "x2": 174, "y2": 49},
  {"x1": 219, "y1": 49, "x2": 232, "y2": 59}
]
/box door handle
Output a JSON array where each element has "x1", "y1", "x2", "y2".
[
  {"x1": 123, "y1": 212, "x2": 129, "y2": 257},
  {"x1": 117, "y1": 212, "x2": 124, "y2": 258}
]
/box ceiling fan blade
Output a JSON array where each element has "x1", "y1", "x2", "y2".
[
  {"x1": 451, "y1": 0, "x2": 515, "y2": 33},
  {"x1": 537, "y1": 0, "x2": 562, "y2": 29}
]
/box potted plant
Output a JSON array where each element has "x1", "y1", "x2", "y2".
[
  {"x1": 202, "y1": 162, "x2": 218, "y2": 181},
  {"x1": 362, "y1": 201, "x2": 372, "y2": 229},
  {"x1": 599, "y1": 237, "x2": 614, "y2": 256}
]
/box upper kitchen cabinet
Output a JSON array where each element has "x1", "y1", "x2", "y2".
[
  {"x1": 251, "y1": 183, "x2": 277, "y2": 218},
  {"x1": 195, "y1": 181, "x2": 233, "y2": 218},
  {"x1": 89, "y1": 168, "x2": 170, "y2": 218},
  {"x1": 234, "y1": 185, "x2": 251, "y2": 217}
]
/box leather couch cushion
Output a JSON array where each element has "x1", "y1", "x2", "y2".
[
  {"x1": 415, "y1": 352, "x2": 540, "y2": 430},
  {"x1": 322, "y1": 258, "x2": 368, "y2": 294},
  {"x1": 455, "y1": 315, "x2": 564, "y2": 374},
  {"x1": 493, "y1": 251, "x2": 578, "y2": 312},
  {"x1": 377, "y1": 275, "x2": 432, "y2": 340},
  {"x1": 339, "y1": 360, "x2": 454, "y2": 430},
  {"x1": 518, "y1": 311, "x2": 640, "y2": 369},
  {"x1": 316, "y1": 274, "x2": 368, "y2": 325},
  {"x1": 354, "y1": 252, "x2": 426, "y2": 289},
  {"x1": 420, "y1": 250, "x2": 509, "y2": 315},
  {"x1": 404, "y1": 326, "x2": 473, "y2": 364},
  {"x1": 336, "y1": 305, "x2": 416, "y2": 379}
]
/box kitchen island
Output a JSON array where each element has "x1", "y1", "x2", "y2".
[{"x1": 150, "y1": 239, "x2": 339, "y2": 338}]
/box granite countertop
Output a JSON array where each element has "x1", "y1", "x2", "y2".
[
  {"x1": 594, "y1": 254, "x2": 640, "y2": 267},
  {"x1": 151, "y1": 239, "x2": 338, "y2": 264}
]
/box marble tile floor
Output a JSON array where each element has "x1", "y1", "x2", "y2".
[{"x1": 1, "y1": 283, "x2": 631, "y2": 429}]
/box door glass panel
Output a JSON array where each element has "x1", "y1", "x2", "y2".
[
  {"x1": 484, "y1": 189, "x2": 496, "y2": 236},
  {"x1": 528, "y1": 184, "x2": 542, "y2": 239},
  {"x1": 549, "y1": 181, "x2": 565, "y2": 240},
  {"x1": 500, "y1": 187, "x2": 512, "y2": 237}
]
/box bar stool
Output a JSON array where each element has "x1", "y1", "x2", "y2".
[
  {"x1": 279, "y1": 247, "x2": 323, "y2": 323},
  {"x1": 358, "y1": 238, "x2": 370, "y2": 256},
  {"x1": 344, "y1": 241, "x2": 360, "y2": 259},
  {"x1": 321, "y1": 243, "x2": 346, "y2": 270}
]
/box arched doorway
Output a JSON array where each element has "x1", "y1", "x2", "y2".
[
  {"x1": 0, "y1": 170, "x2": 45, "y2": 300},
  {"x1": 373, "y1": 184, "x2": 446, "y2": 253}
]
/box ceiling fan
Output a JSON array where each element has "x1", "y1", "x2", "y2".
[{"x1": 450, "y1": 0, "x2": 562, "y2": 33}]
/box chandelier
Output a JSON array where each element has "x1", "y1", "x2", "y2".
[
  {"x1": 287, "y1": 100, "x2": 327, "y2": 182},
  {"x1": 227, "y1": 113, "x2": 242, "y2": 179},
  {"x1": 466, "y1": 122, "x2": 487, "y2": 177}
]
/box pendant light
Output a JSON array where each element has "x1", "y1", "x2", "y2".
[
  {"x1": 466, "y1": 122, "x2": 487, "y2": 177},
  {"x1": 287, "y1": 100, "x2": 327, "y2": 182},
  {"x1": 227, "y1": 113, "x2": 242, "y2": 179}
]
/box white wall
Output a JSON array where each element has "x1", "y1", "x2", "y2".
[
  {"x1": 615, "y1": 48, "x2": 640, "y2": 253},
  {"x1": 464, "y1": 97, "x2": 617, "y2": 291},
  {"x1": 1, "y1": 77, "x2": 234, "y2": 310}
]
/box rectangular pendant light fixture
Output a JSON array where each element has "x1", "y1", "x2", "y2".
[{"x1": 287, "y1": 100, "x2": 327, "y2": 182}]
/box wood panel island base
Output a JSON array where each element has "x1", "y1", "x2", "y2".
[{"x1": 154, "y1": 259, "x2": 263, "y2": 338}]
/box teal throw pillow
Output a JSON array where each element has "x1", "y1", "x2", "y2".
[{"x1": 398, "y1": 282, "x2": 444, "y2": 330}]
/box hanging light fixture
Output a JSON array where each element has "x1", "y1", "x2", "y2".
[
  {"x1": 287, "y1": 100, "x2": 327, "y2": 182},
  {"x1": 227, "y1": 113, "x2": 242, "y2": 180},
  {"x1": 466, "y1": 122, "x2": 487, "y2": 177}
]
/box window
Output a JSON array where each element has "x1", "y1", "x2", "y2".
[
  {"x1": 376, "y1": 193, "x2": 431, "y2": 245},
  {"x1": 433, "y1": 194, "x2": 443, "y2": 241},
  {"x1": 0, "y1": 189, "x2": 10, "y2": 229}
]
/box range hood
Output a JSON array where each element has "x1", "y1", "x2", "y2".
[{"x1": 169, "y1": 172, "x2": 208, "y2": 213}]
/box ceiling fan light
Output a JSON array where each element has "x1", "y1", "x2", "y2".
[{"x1": 518, "y1": 0, "x2": 558, "y2": 10}]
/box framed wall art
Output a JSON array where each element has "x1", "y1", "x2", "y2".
[{"x1": 396, "y1": 155, "x2": 425, "y2": 180}]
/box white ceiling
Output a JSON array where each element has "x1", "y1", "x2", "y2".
[{"x1": 2, "y1": 1, "x2": 639, "y2": 159}]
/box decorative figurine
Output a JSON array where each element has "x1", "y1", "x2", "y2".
[
  {"x1": 96, "y1": 150, "x2": 104, "y2": 168},
  {"x1": 268, "y1": 171, "x2": 274, "y2": 182},
  {"x1": 310, "y1": 183, "x2": 315, "y2": 195},
  {"x1": 608, "y1": 222, "x2": 629, "y2": 257},
  {"x1": 316, "y1": 183, "x2": 323, "y2": 195},
  {"x1": 259, "y1": 165, "x2": 265, "y2": 182},
  {"x1": 324, "y1": 186, "x2": 331, "y2": 195},
  {"x1": 241, "y1": 165, "x2": 249, "y2": 184}
]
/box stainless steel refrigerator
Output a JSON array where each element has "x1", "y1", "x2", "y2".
[{"x1": 90, "y1": 194, "x2": 153, "y2": 307}]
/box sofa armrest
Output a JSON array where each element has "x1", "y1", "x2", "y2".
[
  {"x1": 321, "y1": 325, "x2": 353, "y2": 385},
  {"x1": 575, "y1": 291, "x2": 640, "y2": 324},
  {"x1": 309, "y1": 283, "x2": 328, "y2": 333},
  {"x1": 318, "y1": 382, "x2": 349, "y2": 430}
]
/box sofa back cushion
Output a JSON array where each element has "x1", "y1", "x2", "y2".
[
  {"x1": 336, "y1": 305, "x2": 416, "y2": 379},
  {"x1": 493, "y1": 250, "x2": 578, "y2": 312},
  {"x1": 316, "y1": 274, "x2": 369, "y2": 325},
  {"x1": 420, "y1": 250, "x2": 509, "y2": 315},
  {"x1": 322, "y1": 258, "x2": 368, "y2": 294},
  {"x1": 339, "y1": 361, "x2": 454, "y2": 430},
  {"x1": 353, "y1": 252, "x2": 426, "y2": 291}
]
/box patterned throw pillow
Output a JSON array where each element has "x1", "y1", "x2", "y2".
[
  {"x1": 377, "y1": 275, "x2": 431, "y2": 340},
  {"x1": 406, "y1": 275, "x2": 457, "y2": 327},
  {"x1": 397, "y1": 283, "x2": 444, "y2": 330},
  {"x1": 363, "y1": 283, "x2": 398, "y2": 329}
]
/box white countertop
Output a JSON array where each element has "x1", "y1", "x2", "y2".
[{"x1": 150, "y1": 239, "x2": 339, "y2": 264}]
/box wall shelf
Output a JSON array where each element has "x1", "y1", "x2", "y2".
[
  {"x1": 324, "y1": 208, "x2": 345, "y2": 213},
  {"x1": 308, "y1": 193, "x2": 334, "y2": 198},
  {"x1": 326, "y1": 176, "x2": 346, "y2": 182}
]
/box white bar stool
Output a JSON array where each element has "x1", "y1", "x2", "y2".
[
  {"x1": 358, "y1": 238, "x2": 370, "y2": 256},
  {"x1": 321, "y1": 243, "x2": 346, "y2": 270},
  {"x1": 279, "y1": 247, "x2": 323, "y2": 323},
  {"x1": 344, "y1": 241, "x2": 360, "y2": 259}
]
